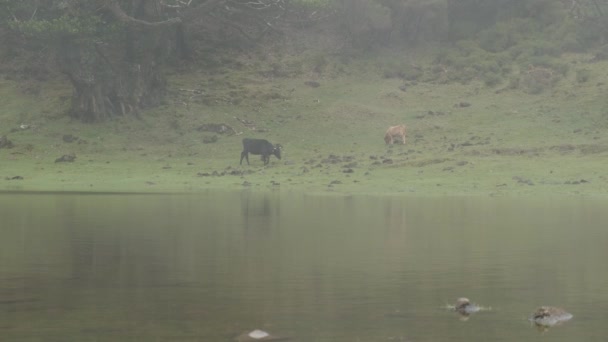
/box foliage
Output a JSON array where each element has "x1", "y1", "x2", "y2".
[
  {"x1": 428, "y1": 1, "x2": 591, "y2": 89},
  {"x1": 9, "y1": 15, "x2": 113, "y2": 40},
  {"x1": 0, "y1": 0, "x2": 50, "y2": 23},
  {"x1": 433, "y1": 40, "x2": 512, "y2": 85},
  {"x1": 478, "y1": 19, "x2": 538, "y2": 53},
  {"x1": 518, "y1": 55, "x2": 569, "y2": 76},
  {"x1": 380, "y1": 59, "x2": 423, "y2": 81},
  {"x1": 520, "y1": 65, "x2": 557, "y2": 94},
  {"x1": 522, "y1": 0, "x2": 566, "y2": 26},
  {"x1": 331, "y1": 0, "x2": 392, "y2": 50},
  {"x1": 377, "y1": 0, "x2": 449, "y2": 44}
]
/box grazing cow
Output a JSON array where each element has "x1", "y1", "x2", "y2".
[
  {"x1": 384, "y1": 124, "x2": 407, "y2": 144},
  {"x1": 240, "y1": 138, "x2": 282, "y2": 166}
]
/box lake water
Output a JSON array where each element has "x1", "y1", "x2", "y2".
[{"x1": 1, "y1": 191, "x2": 607, "y2": 341}]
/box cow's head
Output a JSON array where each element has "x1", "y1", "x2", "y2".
[{"x1": 273, "y1": 144, "x2": 282, "y2": 159}]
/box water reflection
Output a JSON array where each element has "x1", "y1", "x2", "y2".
[{"x1": 0, "y1": 192, "x2": 607, "y2": 341}]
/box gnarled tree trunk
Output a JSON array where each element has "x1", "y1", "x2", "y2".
[
  {"x1": 60, "y1": 0, "x2": 176, "y2": 122},
  {"x1": 60, "y1": 38, "x2": 166, "y2": 122}
]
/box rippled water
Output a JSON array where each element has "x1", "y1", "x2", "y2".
[{"x1": 1, "y1": 191, "x2": 607, "y2": 341}]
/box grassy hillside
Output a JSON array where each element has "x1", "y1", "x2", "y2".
[{"x1": 1, "y1": 51, "x2": 608, "y2": 196}]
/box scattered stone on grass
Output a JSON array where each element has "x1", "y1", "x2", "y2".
[
  {"x1": 0, "y1": 135, "x2": 14, "y2": 149},
  {"x1": 564, "y1": 179, "x2": 589, "y2": 185},
  {"x1": 62, "y1": 134, "x2": 79, "y2": 143},
  {"x1": 55, "y1": 154, "x2": 76, "y2": 163},
  {"x1": 513, "y1": 176, "x2": 534, "y2": 186},
  {"x1": 196, "y1": 123, "x2": 237, "y2": 135},
  {"x1": 5, "y1": 176, "x2": 24, "y2": 180},
  {"x1": 304, "y1": 81, "x2": 320, "y2": 88},
  {"x1": 202, "y1": 135, "x2": 218, "y2": 144},
  {"x1": 198, "y1": 169, "x2": 253, "y2": 177},
  {"x1": 321, "y1": 154, "x2": 342, "y2": 164}
]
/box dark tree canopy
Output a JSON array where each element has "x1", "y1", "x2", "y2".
[
  {"x1": 1, "y1": 0, "x2": 291, "y2": 122},
  {"x1": 1, "y1": 0, "x2": 607, "y2": 121}
]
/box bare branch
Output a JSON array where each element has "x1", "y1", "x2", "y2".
[
  {"x1": 161, "y1": 0, "x2": 194, "y2": 9},
  {"x1": 30, "y1": 6, "x2": 38, "y2": 20},
  {"x1": 105, "y1": 0, "x2": 181, "y2": 28},
  {"x1": 180, "y1": 0, "x2": 225, "y2": 21}
]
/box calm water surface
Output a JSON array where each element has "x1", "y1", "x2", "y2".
[{"x1": 1, "y1": 192, "x2": 607, "y2": 341}]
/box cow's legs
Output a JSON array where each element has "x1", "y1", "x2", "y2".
[{"x1": 240, "y1": 151, "x2": 249, "y2": 165}]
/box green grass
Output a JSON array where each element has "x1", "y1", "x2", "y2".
[{"x1": 1, "y1": 52, "x2": 608, "y2": 197}]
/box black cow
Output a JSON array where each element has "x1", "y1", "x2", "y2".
[{"x1": 240, "y1": 138, "x2": 282, "y2": 166}]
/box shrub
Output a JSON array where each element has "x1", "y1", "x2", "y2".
[
  {"x1": 401, "y1": 64, "x2": 424, "y2": 81},
  {"x1": 594, "y1": 45, "x2": 608, "y2": 61},
  {"x1": 508, "y1": 75, "x2": 520, "y2": 90},
  {"x1": 521, "y1": 56, "x2": 569, "y2": 76},
  {"x1": 483, "y1": 72, "x2": 502, "y2": 87},
  {"x1": 510, "y1": 39, "x2": 562, "y2": 59},
  {"x1": 576, "y1": 69, "x2": 592, "y2": 83},
  {"x1": 520, "y1": 66, "x2": 556, "y2": 94},
  {"x1": 381, "y1": 59, "x2": 423, "y2": 81}
]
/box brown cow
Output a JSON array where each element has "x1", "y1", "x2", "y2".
[{"x1": 384, "y1": 124, "x2": 407, "y2": 144}]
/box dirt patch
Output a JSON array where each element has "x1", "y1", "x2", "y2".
[
  {"x1": 491, "y1": 144, "x2": 608, "y2": 156},
  {"x1": 384, "y1": 158, "x2": 451, "y2": 168},
  {"x1": 513, "y1": 176, "x2": 534, "y2": 186},
  {"x1": 549, "y1": 145, "x2": 576, "y2": 153},
  {"x1": 579, "y1": 144, "x2": 608, "y2": 155},
  {"x1": 330, "y1": 104, "x2": 379, "y2": 120},
  {"x1": 491, "y1": 148, "x2": 543, "y2": 156},
  {"x1": 196, "y1": 123, "x2": 237, "y2": 135}
]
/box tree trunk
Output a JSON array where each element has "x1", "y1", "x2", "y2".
[
  {"x1": 59, "y1": 0, "x2": 176, "y2": 122},
  {"x1": 59, "y1": 35, "x2": 167, "y2": 122}
]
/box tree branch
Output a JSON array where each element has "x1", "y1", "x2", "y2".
[
  {"x1": 180, "y1": 0, "x2": 225, "y2": 22},
  {"x1": 105, "y1": 0, "x2": 181, "y2": 28}
]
